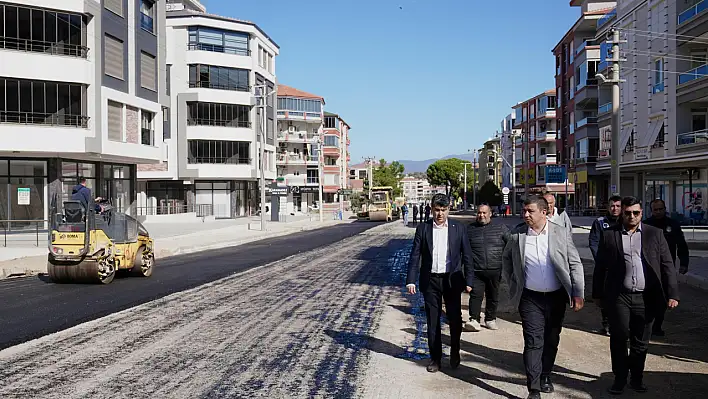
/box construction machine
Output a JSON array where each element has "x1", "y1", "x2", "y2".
[
  {"x1": 367, "y1": 186, "x2": 394, "y2": 222},
  {"x1": 47, "y1": 198, "x2": 155, "y2": 284}
]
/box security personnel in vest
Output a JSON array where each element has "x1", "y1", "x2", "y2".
[
  {"x1": 643, "y1": 198, "x2": 689, "y2": 337},
  {"x1": 589, "y1": 195, "x2": 622, "y2": 335}
]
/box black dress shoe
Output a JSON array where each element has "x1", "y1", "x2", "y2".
[
  {"x1": 527, "y1": 390, "x2": 541, "y2": 399},
  {"x1": 629, "y1": 380, "x2": 648, "y2": 393},
  {"x1": 450, "y1": 349, "x2": 460, "y2": 369},
  {"x1": 426, "y1": 360, "x2": 440, "y2": 373},
  {"x1": 608, "y1": 380, "x2": 626, "y2": 395},
  {"x1": 540, "y1": 376, "x2": 554, "y2": 393}
]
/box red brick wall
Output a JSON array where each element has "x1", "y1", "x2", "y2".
[
  {"x1": 126, "y1": 106, "x2": 139, "y2": 144},
  {"x1": 138, "y1": 163, "x2": 168, "y2": 172}
]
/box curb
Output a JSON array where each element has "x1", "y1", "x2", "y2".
[{"x1": 0, "y1": 220, "x2": 353, "y2": 280}]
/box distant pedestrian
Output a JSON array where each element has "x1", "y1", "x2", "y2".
[
  {"x1": 502, "y1": 196, "x2": 585, "y2": 399},
  {"x1": 424, "y1": 203, "x2": 431, "y2": 222},
  {"x1": 412, "y1": 204, "x2": 419, "y2": 223},
  {"x1": 401, "y1": 203, "x2": 409, "y2": 225},
  {"x1": 589, "y1": 195, "x2": 623, "y2": 336},
  {"x1": 543, "y1": 191, "x2": 573, "y2": 234},
  {"x1": 593, "y1": 196, "x2": 679, "y2": 395},
  {"x1": 406, "y1": 193, "x2": 473, "y2": 373},
  {"x1": 464, "y1": 204, "x2": 509, "y2": 332},
  {"x1": 643, "y1": 198, "x2": 689, "y2": 337}
]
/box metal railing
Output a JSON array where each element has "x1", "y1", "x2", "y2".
[
  {"x1": 0, "y1": 111, "x2": 89, "y2": 128},
  {"x1": 134, "y1": 204, "x2": 213, "y2": 217},
  {"x1": 187, "y1": 118, "x2": 251, "y2": 128},
  {"x1": 1, "y1": 220, "x2": 47, "y2": 247},
  {"x1": 0, "y1": 37, "x2": 89, "y2": 58},
  {"x1": 677, "y1": 129, "x2": 708, "y2": 146},
  {"x1": 576, "y1": 117, "x2": 597, "y2": 129},
  {"x1": 678, "y1": 0, "x2": 708, "y2": 25},
  {"x1": 598, "y1": 103, "x2": 612, "y2": 115},
  {"x1": 677, "y1": 64, "x2": 708, "y2": 85},
  {"x1": 188, "y1": 43, "x2": 250, "y2": 56},
  {"x1": 187, "y1": 156, "x2": 251, "y2": 165},
  {"x1": 597, "y1": 9, "x2": 617, "y2": 28},
  {"x1": 188, "y1": 81, "x2": 250, "y2": 92}
]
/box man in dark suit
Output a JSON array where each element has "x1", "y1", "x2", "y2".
[
  {"x1": 407, "y1": 193, "x2": 474, "y2": 373},
  {"x1": 593, "y1": 196, "x2": 679, "y2": 395}
]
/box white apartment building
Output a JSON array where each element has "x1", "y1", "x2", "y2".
[
  {"x1": 400, "y1": 177, "x2": 444, "y2": 204},
  {"x1": 595, "y1": 0, "x2": 708, "y2": 220},
  {"x1": 276, "y1": 84, "x2": 324, "y2": 213},
  {"x1": 500, "y1": 113, "x2": 518, "y2": 190},
  {"x1": 137, "y1": 3, "x2": 279, "y2": 219},
  {"x1": 0, "y1": 0, "x2": 168, "y2": 229}
]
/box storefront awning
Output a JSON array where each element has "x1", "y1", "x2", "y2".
[
  {"x1": 620, "y1": 124, "x2": 634, "y2": 150},
  {"x1": 639, "y1": 118, "x2": 664, "y2": 148}
]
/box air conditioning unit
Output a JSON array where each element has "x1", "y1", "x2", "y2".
[{"x1": 288, "y1": 126, "x2": 296, "y2": 133}]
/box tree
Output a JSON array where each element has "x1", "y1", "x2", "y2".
[
  {"x1": 478, "y1": 180, "x2": 503, "y2": 206},
  {"x1": 426, "y1": 158, "x2": 465, "y2": 196},
  {"x1": 372, "y1": 159, "x2": 405, "y2": 197}
]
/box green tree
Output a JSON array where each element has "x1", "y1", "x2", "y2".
[
  {"x1": 478, "y1": 180, "x2": 503, "y2": 206},
  {"x1": 372, "y1": 159, "x2": 405, "y2": 197},
  {"x1": 426, "y1": 158, "x2": 465, "y2": 196}
]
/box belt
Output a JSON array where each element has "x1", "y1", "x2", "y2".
[
  {"x1": 523, "y1": 288, "x2": 565, "y2": 296},
  {"x1": 430, "y1": 272, "x2": 450, "y2": 277},
  {"x1": 620, "y1": 288, "x2": 644, "y2": 294}
]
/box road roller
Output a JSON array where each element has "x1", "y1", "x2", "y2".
[
  {"x1": 367, "y1": 186, "x2": 394, "y2": 222},
  {"x1": 47, "y1": 199, "x2": 154, "y2": 284}
]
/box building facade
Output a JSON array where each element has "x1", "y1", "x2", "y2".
[
  {"x1": 321, "y1": 112, "x2": 351, "y2": 212},
  {"x1": 276, "y1": 84, "x2": 324, "y2": 213},
  {"x1": 136, "y1": 4, "x2": 279, "y2": 219},
  {"x1": 553, "y1": 0, "x2": 617, "y2": 211},
  {"x1": 478, "y1": 137, "x2": 503, "y2": 186},
  {"x1": 349, "y1": 162, "x2": 368, "y2": 193},
  {"x1": 0, "y1": 0, "x2": 169, "y2": 229},
  {"x1": 500, "y1": 113, "x2": 518, "y2": 190}
]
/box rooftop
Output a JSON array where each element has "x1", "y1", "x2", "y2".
[
  {"x1": 277, "y1": 84, "x2": 324, "y2": 102},
  {"x1": 551, "y1": 7, "x2": 614, "y2": 52},
  {"x1": 166, "y1": 9, "x2": 279, "y2": 48}
]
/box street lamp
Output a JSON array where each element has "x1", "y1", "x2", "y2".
[{"x1": 254, "y1": 84, "x2": 276, "y2": 231}]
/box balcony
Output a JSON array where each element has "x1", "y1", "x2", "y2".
[
  {"x1": 599, "y1": 103, "x2": 612, "y2": 115},
  {"x1": 276, "y1": 153, "x2": 318, "y2": 165},
  {"x1": 188, "y1": 43, "x2": 250, "y2": 57},
  {"x1": 277, "y1": 131, "x2": 317, "y2": 143},
  {"x1": 0, "y1": 37, "x2": 89, "y2": 58},
  {"x1": 277, "y1": 110, "x2": 322, "y2": 121},
  {"x1": 0, "y1": 111, "x2": 89, "y2": 128},
  {"x1": 677, "y1": 64, "x2": 708, "y2": 103},
  {"x1": 322, "y1": 146, "x2": 340, "y2": 156},
  {"x1": 576, "y1": 117, "x2": 597, "y2": 129},
  {"x1": 597, "y1": 9, "x2": 617, "y2": 28},
  {"x1": 189, "y1": 81, "x2": 250, "y2": 92},
  {"x1": 537, "y1": 154, "x2": 557, "y2": 164},
  {"x1": 536, "y1": 131, "x2": 557, "y2": 141},
  {"x1": 678, "y1": 0, "x2": 708, "y2": 38},
  {"x1": 575, "y1": 156, "x2": 598, "y2": 165},
  {"x1": 574, "y1": 81, "x2": 598, "y2": 108},
  {"x1": 678, "y1": 64, "x2": 708, "y2": 85},
  {"x1": 677, "y1": 129, "x2": 708, "y2": 147}
]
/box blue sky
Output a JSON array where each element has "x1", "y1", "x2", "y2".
[{"x1": 209, "y1": 0, "x2": 580, "y2": 163}]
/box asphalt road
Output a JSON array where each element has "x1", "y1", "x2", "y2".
[{"x1": 0, "y1": 221, "x2": 381, "y2": 351}]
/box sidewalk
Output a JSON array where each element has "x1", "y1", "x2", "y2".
[{"x1": 0, "y1": 212, "x2": 354, "y2": 279}]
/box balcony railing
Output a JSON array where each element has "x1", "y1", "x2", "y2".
[
  {"x1": 277, "y1": 153, "x2": 317, "y2": 163},
  {"x1": 678, "y1": 0, "x2": 708, "y2": 25},
  {"x1": 0, "y1": 111, "x2": 89, "y2": 128},
  {"x1": 277, "y1": 132, "x2": 317, "y2": 142},
  {"x1": 0, "y1": 37, "x2": 89, "y2": 58},
  {"x1": 189, "y1": 81, "x2": 250, "y2": 92},
  {"x1": 597, "y1": 9, "x2": 617, "y2": 28},
  {"x1": 537, "y1": 154, "x2": 557, "y2": 163},
  {"x1": 599, "y1": 103, "x2": 612, "y2": 114},
  {"x1": 187, "y1": 156, "x2": 251, "y2": 165},
  {"x1": 575, "y1": 156, "x2": 598, "y2": 164},
  {"x1": 652, "y1": 82, "x2": 665, "y2": 94},
  {"x1": 187, "y1": 118, "x2": 251, "y2": 128},
  {"x1": 678, "y1": 64, "x2": 708, "y2": 85},
  {"x1": 576, "y1": 117, "x2": 597, "y2": 129},
  {"x1": 677, "y1": 129, "x2": 708, "y2": 146},
  {"x1": 140, "y1": 13, "x2": 154, "y2": 33},
  {"x1": 188, "y1": 43, "x2": 250, "y2": 56}
]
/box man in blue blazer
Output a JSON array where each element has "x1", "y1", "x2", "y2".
[{"x1": 406, "y1": 193, "x2": 474, "y2": 372}]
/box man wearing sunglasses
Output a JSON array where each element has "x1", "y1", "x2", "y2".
[{"x1": 593, "y1": 196, "x2": 679, "y2": 395}]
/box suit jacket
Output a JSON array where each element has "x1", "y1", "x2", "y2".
[
  {"x1": 502, "y1": 220, "x2": 585, "y2": 307},
  {"x1": 592, "y1": 223, "x2": 679, "y2": 311},
  {"x1": 406, "y1": 219, "x2": 474, "y2": 291},
  {"x1": 549, "y1": 207, "x2": 573, "y2": 235}
]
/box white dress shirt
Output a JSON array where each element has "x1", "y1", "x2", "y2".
[
  {"x1": 431, "y1": 221, "x2": 451, "y2": 273},
  {"x1": 524, "y1": 222, "x2": 561, "y2": 292}
]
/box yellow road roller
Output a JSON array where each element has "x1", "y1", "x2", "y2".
[
  {"x1": 368, "y1": 186, "x2": 393, "y2": 222},
  {"x1": 47, "y1": 200, "x2": 154, "y2": 284}
]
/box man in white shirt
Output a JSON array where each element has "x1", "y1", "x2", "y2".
[
  {"x1": 543, "y1": 191, "x2": 573, "y2": 235},
  {"x1": 406, "y1": 194, "x2": 474, "y2": 373},
  {"x1": 502, "y1": 196, "x2": 585, "y2": 399}
]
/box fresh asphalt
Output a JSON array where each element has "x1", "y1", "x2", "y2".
[{"x1": 0, "y1": 221, "x2": 382, "y2": 351}]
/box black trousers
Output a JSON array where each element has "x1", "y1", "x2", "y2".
[
  {"x1": 519, "y1": 288, "x2": 568, "y2": 392},
  {"x1": 413, "y1": 212, "x2": 418, "y2": 223},
  {"x1": 609, "y1": 292, "x2": 655, "y2": 383},
  {"x1": 468, "y1": 269, "x2": 501, "y2": 322},
  {"x1": 423, "y1": 273, "x2": 463, "y2": 362}
]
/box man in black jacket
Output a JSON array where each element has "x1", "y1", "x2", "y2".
[
  {"x1": 593, "y1": 197, "x2": 679, "y2": 395},
  {"x1": 643, "y1": 198, "x2": 689, "y2": 337},
  {"x1": 464, "y1": 204, "x2": 509, "y2": 332},
  {"x1": 589, "y1": 195, "x2": 622, "y2": 335},
  {"x1": 407, "y1": 193, "x2": 474, "y2": 372}
]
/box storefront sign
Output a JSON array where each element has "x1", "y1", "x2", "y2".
[
  {"x1": 269, "y1": 187, "x2": 288, "y2": 196},
  {"x1": 634, "y1": 146, "x2": 649, "y2": 160},
  {"x1": 17, "y1": 187, "x2": 30, "y2": 205},
  {"x1": 545, "y1": 165, "x2": 567, "y2": 184}
]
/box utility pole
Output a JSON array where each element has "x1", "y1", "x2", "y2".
[
  {"x1": 524, "y1": 130, "x2": 529, "y2": 200},
  {"x1": 364, "y1": 156, "x2": 376, "y2": 200},
  {"x1": 463, "y1": 163, "x2": 468, "y2": 210},
  {"x1": 255, "y1": 84, "x2": 273, "y2": 231},
  {"x1": 609, "y1": 27, "x2": 622, "y2": 196},
  {"x1": 317, "y1": 124, "x2": 324, "y2": 222},
  {"x1": 472, "y1": 149, "x2": 477, "y2": 209},
  {"x1": 510, "y1": 132, "x2": 517, "y2": 215}
]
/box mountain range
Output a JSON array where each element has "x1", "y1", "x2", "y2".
[{"x1": 397, "y1": 153, "x2": 478, "y2": 173}]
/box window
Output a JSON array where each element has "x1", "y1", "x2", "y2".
[
  {"x1": 105, "y1": 0, "x2": 123, "y2": 17},
  {"x1": 187, "y1": 102, "x2": 251, "y2": 128},
  {"x1": 104, "y1": 34, "x2": 124, "y2": 80},
  {"x1": 188, "y1": 64, "x2": 249, "y2": 91},
  {"x1": 140, "y1": 0, "x2": 155, "y2": 33},
  {"x1": 0, "y1": 4, "x2": 87, "y2": 57},
  {"x1": 188, "y1": 26, "x2": 250, "y2": 56},
  {"x1": 307, "y1": 169, "x2": 319, "y2": 184},
  {"x1": 277, "y1": 98, "x2": 321, "y2": 113},
  {"x1": 140, "y1": 52, "x2": 156, "y2": 91},
  {"x1": 0, "y1": 77, "x2": 87, "y2": 127},
  {"x1": 324, "y1": 135, "x2": 339, "y2": 147},
  {"x1": 141, "y1": 110, "x2": 154, "y2": 146},
  {"x1": 324, "y1": 116, "x2": 339, "y2": 129},
  {"x1": 107, "y1": 101, "x2": 123, "y2": 141},
  {"x1": 187, "y1": 140, "x2": 250, "y2": 164},
  {"x1": 653, "y1": 58, "x2": 664, "y2": 93}
]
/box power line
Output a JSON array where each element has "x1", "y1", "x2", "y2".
[
  {"x1": 617, "y1": 27, "x2": 708, "y2": 44},
  {"x1": 618, "y1": 28, "x2": 708, "y2": 46},
  {"x1": 620, "y1": 49, "x2": 708, "y2": 64}
]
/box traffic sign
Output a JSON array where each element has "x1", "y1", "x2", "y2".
[
  {"x1": 502, "y1": 187, "x2": 510, "y2": 195},
  {"x1": 503, "y1": 194, "x2": 509, "y2": 205},
  {"x1": 545, "y1": 165, "x2": 567, "y2": 184}
]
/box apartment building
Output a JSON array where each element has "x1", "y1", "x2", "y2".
[
  {"x1": 349, "y1": 162, "x2": 368, "y2": 193},
  {"x1": 499, "y1": 113, "x2": 518, "y2": 190},
  {"x1": 592, "y1": 0, "x2": 708, "y2": 220},
  {"x1": 512, "y1": 91, "x2": 571, "y2": 201},
  {"x1": 0, "y1": 0, "x2": 168, "y2": 228},
  {"x1": 552, "y1": 1, "x2": 617, "y2": 210},
  {"x1": 275, "y1": 84, "x2": 324, "y2": 213},
  {"x1": 137, "y1": 3, "x2": 279, "y2": 219},
  {"x1": 478, "y1": 137, "x2": 503, "y2": 186},
  {"x1": 321, "y1": 112, "x2": 351, "y2": 211}
]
